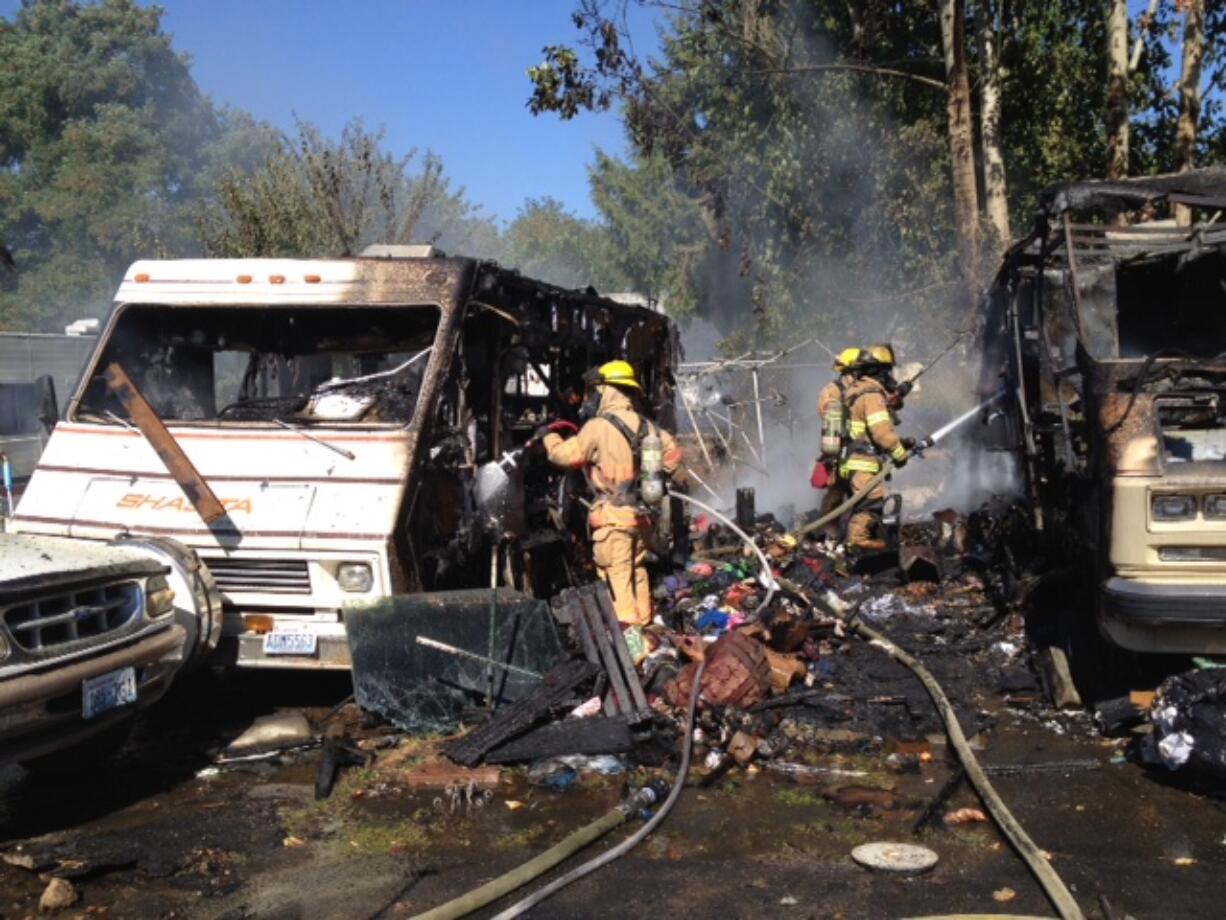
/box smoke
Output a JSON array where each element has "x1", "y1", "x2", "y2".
[
  {"x1": 675, "y1": 328, "x2": 1021, "y2": 528},
  {"x1": 657, "y1": 3, "x2": 1029, "y2": 528}
]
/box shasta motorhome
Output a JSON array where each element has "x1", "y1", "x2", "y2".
[
  {"x1": 983, "y1": 168, "x2": 1226, "y2": 656},
  {"x1": 14, "y1": 248, "x2": 679, "y2": 669}
]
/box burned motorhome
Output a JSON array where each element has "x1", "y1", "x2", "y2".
[
  {"x1": 983, "y1": 168, "x2": 1226, "y2": 654},
  {"x1": 12, "y1": 247, "x2": 679, "y2": 669}
]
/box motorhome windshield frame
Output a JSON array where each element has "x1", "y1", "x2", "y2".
[{"x1": 69, "y1": 300, "x2": 446, "y2": 431}]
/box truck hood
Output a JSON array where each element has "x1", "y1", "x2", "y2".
[{"x1": 0, "y1": 533, "x2": 162, "y2": 600}]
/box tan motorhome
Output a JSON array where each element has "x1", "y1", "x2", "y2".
[
  {"x1": 983, "y1": 168, "x2": 1226, "y2": 657},
  {"x1": 14, "y1": 247, "x2": 680, "y2": 670}
]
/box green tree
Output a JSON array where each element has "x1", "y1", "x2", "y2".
[
  {"x1": 500, "y1": 196, "x2": 629, "y2": 292},
  {"x1": 0, "y1": 0, "x2": 264, "y2": 330},
  {"x1": 530, "y1": 0, "x2": 1226, "y2": 352},
  {"x1": 532, "y1": 1, "x2": 960, "y2": 348},
  {"x1": 196, "y1": 118, "x2": 497, "y2": 259}
]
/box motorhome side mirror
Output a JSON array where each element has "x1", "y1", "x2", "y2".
[{"x1": 35, "y1": 375, "x2": 58, "y2": 433}]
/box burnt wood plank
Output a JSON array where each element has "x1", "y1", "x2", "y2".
[{"x1": 440, "y1": 658, "x2": 598, "y2": 767}]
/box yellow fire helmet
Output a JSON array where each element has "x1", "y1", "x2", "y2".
[
  {"x1": 833, "y1": 347, "x2": 862, "y2": 372},
  {"x1": 860, "y1": 343, "x2": 897, "y2": 368},
  {"x1": 591, "y1": 359, "x2": 642, "y2": 391}
]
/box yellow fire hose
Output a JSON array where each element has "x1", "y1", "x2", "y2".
[
  {"x1": 777, "y1": 572, "x2": 1085, "y2": 920},
  {"x1": 791, "y1": 461, "x2": 895, "y2": 542}
]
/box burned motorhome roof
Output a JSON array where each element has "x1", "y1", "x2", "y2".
[
  {"x1": 1041, "y1": 167, "x2": 1226, "y2": 220},
  {"x1": 114, "y1": 255, "x2": 665, "y2": 328},
  {"x1": 990, "y1": 168, "x2": 1226, "y2": 283}
]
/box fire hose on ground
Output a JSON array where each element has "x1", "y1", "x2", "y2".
[
  {"x1": 845, "y1": 610, "x2": 1084, "y2": 920},
  {"x1": 412, "y1": 391, "x2": 1060, "y2": 918},
  {"x1": 775, "y1": 394, "x2": 1084, "y2": 919},
  {"x1": 410, "y1": 655, "x2": 708, "y2": 920},
  {"x1": 768, "y1": 570, "x2": 1086, "y2": 919}
]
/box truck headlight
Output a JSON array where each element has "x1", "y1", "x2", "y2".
[
  {"x1": 337, "y1": 562, "x2": 373, "y2": 593},
  {"x1": 145, "y1": 574, "x2": 176, "y2": 618},
  {"x1": 1152, "y1": 494, "x2": 1196, "y2": 521},
  {"x1": 1205, "y1": 495, "x2": 1226, "y2": 520}
]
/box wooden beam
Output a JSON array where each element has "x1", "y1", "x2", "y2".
[{"x1": 103, "y1": 362, "x2": 227, "y2": 524}]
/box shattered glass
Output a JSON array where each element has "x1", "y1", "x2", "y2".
[{"x1": 343, "y1": 588, "x2": 569, "y2": 734}]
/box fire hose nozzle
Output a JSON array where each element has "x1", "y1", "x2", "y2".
[{"x1": 619, "y1": 779, "x2": 671, "y2": 818}]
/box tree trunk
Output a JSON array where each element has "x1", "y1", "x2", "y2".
[
  {"x1": 939, "y1": 0, "x2": 980, "y2": 305},
  {"x1": 977, "y1": 1, "x2": 1010, "y2": 254},
  {"x1": 1174, "y1": 0, "x2": 1205, "y2": 227},
  {"x1": 1105, "y1": 0, "x2": 1130, "y2": 180}
]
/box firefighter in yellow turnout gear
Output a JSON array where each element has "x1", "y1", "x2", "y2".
[
  {"x1": 839, "y1": 344, "x2": 911, "y2": 551},
  {"x1": 541, "y1": 361, "x2": 684, "y2": 625},
  {"x1": 816, "y1": 348, "x2": 862, "y2": 530}
]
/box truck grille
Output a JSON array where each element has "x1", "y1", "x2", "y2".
[
  {"x1": 3, "y1": 582, "x2": 141, "y2": 653},
  {"x1": 204, "y1": 558, "x2": 312, "y2": 595}
]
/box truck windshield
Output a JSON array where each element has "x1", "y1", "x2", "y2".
[{"x1": 76, "y1": 304, "x2": 440, "y2": 426}]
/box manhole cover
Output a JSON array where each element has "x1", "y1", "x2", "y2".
[{"x1": 851, "y1": 841, "x2": 939, "y2": 873}]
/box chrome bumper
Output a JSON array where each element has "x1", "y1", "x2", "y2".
[{"x1": 1100, "y1": 577, "x2": 1226, "y2": 654}]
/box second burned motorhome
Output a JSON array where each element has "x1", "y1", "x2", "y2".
[{"x1": 983, "y1": 168, "x2": 1226, "y2": 658}]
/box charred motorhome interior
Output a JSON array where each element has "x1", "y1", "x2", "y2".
[{"x1": 982, "y1": 170, "x2": 1226, "y2": 523}]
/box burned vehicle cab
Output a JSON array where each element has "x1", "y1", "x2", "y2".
[
  {"x1": 985, "y1": 168, "x2": 1226, "y2": 654},
  {"x1": 13, "y1": 247, "x2": 678, "y2": 670},
  {"x1": 0, "y1": 534, "x2": 182, "y2": 767}
]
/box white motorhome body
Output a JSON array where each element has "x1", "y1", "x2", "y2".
[
  {"x1": 14, "y1": 253, "x2": 681, "y2": 670},
  {"x1": 15, "y1": 256, "x2": 455, "y2": 669}
]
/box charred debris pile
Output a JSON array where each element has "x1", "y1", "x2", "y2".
[{"x1": 338, "y1": 495, "x2": 1060, "y2": 793}]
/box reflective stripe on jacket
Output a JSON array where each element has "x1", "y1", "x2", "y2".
[{"x1": 838, "y1": 377, "x2": 905, "y2": 478}]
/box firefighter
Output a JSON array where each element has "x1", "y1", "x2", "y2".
[
  {"x1": 539, "y1": 360, "x2": 684, "y2": 627},
  {"x1": 814, "y1": 348, "x2": 861, "y2": 534},
  {"x1": 840, "y1": 343, "x2": 911, "y2": 552}
]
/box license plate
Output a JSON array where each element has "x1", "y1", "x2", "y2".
[
  {"x1": 82, "y1": 666, "x2": 137, "y2": 720},
  {"x1": 263, "y1": 632, "x2": 318, "y2": 656}
]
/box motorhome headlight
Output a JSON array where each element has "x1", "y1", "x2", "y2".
[
  {"x1": 1152, "y1": 494, "x2": 1196, "y2": 521},
  {"x1": 337, "y1": 562, "x2": 373, "y2": 593},
  {"x1": 1205, "y1": 495, "x2": 1226, "y2": 520}
]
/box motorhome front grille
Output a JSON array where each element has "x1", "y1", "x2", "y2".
[
  {"x1": 2, "y1": 582, "x2": 141, "y2": 653},
  {"x1": 204, "y1": 558, "x2": 312, "y2": 595}
]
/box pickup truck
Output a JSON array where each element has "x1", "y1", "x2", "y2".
[{"x1": 0, "y1": 534, "x2": 184, "y2": 770}]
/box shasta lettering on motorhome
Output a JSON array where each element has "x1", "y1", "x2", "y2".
[{"x1": 117, "y1": 493, "x2": 254, "y2": 514}]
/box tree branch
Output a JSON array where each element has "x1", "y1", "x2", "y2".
[
  {"x1": 1129, "y1": 0, "x2": 1160, "y2": 73},
  {"x1": 751, "y1": 62, "x2": 946, "y2": 91}
]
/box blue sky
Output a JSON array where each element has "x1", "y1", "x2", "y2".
[
  {"x1": 0, "y1": 1, "x2": 1211, "y2": 224},
  {"x1": 0, "y1": 0, "x2": 662, "y2": 223},
  {"x1": 156, "y1": 0, "x2": 660, "y2": 224}
]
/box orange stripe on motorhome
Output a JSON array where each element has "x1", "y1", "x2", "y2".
[{"x1": 54, "y1": 423, "x2": 408, "y2": 443}]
